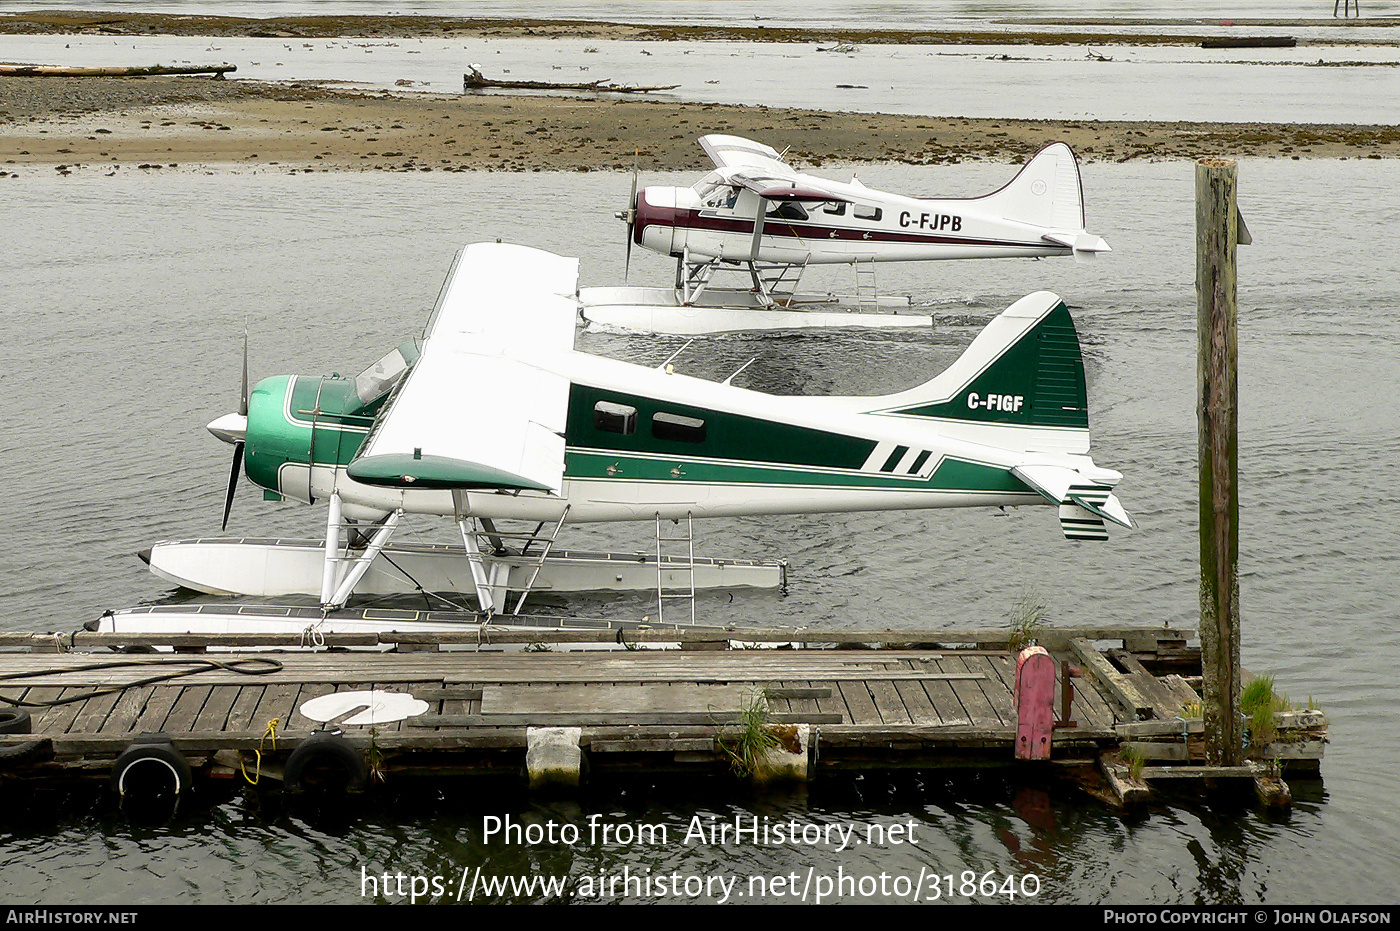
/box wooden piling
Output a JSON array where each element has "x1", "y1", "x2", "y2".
[{"x1": 1196, "y1": 158, "x2": 1243, "y2": 767}]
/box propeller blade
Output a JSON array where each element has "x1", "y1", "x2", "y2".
[
  {"x1": 238, "y1": 325, "x2": 249, "y2": 417},
  {"x1": 624, "y1": 156, "x2": 639, "y2": 282},
  {"x1": 221, "y1": 441, "x2": 244, "y2": 531}
]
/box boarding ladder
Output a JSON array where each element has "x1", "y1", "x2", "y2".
[
  {"x1": 853, "y1": 258, "x2": 879, "y2": 312},
  {"x1": 752, "y1": 258, "x2": 809, "y2": 307},
  {"x1": 458, "y1": 511, "x2": 570, "y2": 616},
  {"x1": 654, "y1": 512, "x2": 697, "y2": 625}
]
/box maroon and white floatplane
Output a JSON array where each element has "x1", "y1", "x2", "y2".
[{"x1": 583, "y1": 134, "x2": 1110, "y2": 334}]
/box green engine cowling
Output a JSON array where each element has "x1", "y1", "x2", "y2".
[{"x1": 243, "y1": 342, "x2": 419, "y2": 503}]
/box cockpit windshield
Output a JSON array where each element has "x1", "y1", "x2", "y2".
[
  {"x1": 692, "y1": 171, "x2": 725, "y2": 197},
  {"x1": 353, "y1": 342, "x2": 419, "y2": 406}
]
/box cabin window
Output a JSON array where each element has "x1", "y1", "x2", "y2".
[
  {"x1": 766, "y1": 201, "x2": 808, "y2": 221},
  {"x1": 823, "y1": 202, "x2": 846, "y2": 216},
  {"x1": 594, "y1": 401, "x2": 637, "y2": 435},
  {"x1": 853, "y1": 204, "x2": 882, "y2": 221},
  {"x1": 651, "y1": 411, "x2": 707, "y2": 444}
]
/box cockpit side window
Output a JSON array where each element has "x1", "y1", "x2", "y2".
[{"x1": 766, "y1": 202, "x2": 809, "y2": 221}]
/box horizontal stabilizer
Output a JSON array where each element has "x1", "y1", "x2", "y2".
[
  {"x1": 1041, "y1": 232, "x2": 1112, "y2": 260},
  {"x1": 1015, "y1": 464, "x2": 1133, "y2": 539},
  {"x1": 1059, "y1": 504, "x2": 1108, "y2": 541},
  {"x1": 1012, "y1": 464, "x2": 1075, "y2": 504},
  {"x1": 1069, "y1": 489, "x2": 1133, "y2": 529}
]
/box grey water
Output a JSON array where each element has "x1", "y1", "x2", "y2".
[{"x1": 0, "y1": 156, "x2": 1398, "y2": 903}]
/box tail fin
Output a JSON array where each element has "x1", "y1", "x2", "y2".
[
  {"x1": 866, "y1": 291, "x2": 1131, "y2": 537},
  {"x1": 867, "y1": 291, "x2": 1089, "y2": 452},
  {"x1": 975, "y1": 143, "x2": 1110, "y2": 259}
]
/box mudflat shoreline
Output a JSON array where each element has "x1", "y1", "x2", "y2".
[
  {"x1": 1, "y1": 75, "x2": 1395, "y2": 175},
  {"x1": 1, "y1": 11, "x2": 1396, "y2": 173}
]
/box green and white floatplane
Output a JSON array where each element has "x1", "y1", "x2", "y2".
[{"x1": 118, "y1": 242, "x2": 1130, "y2": 636}]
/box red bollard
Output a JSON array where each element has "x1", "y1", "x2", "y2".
[{"x1": 1015, "y1": 646, "x2": 1057, "y2": 760}]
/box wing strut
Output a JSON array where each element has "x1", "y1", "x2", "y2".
[
  {"x1": 748, "y1": 195, "x2": 768, "y2": 262},
  {"x1": 319, "y1": 492, "x2": 404, "y2": 613}
]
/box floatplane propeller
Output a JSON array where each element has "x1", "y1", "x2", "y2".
[
  {"x1": 206, "y1": 328, "x2": 249, "y2": 530},
  {"x1": 615, "y1": 151, "x2": 640, "y2": 281}
]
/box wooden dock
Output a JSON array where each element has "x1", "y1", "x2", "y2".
[{"x1": 0, "y1": 625, "x2": 1326, "y2": 807}]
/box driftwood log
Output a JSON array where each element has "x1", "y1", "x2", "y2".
[
  {"x1": 1200, "y1": 37, "x2": 1296, "y2": 48},
  {"x1": 463, "y1": 65, "x2": 676, "y2": 94},
  {"x1": 0, "y1": 63, "x2": 236, "y2": 77}
]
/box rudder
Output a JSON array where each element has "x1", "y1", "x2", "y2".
[
  {"x1": 975, "y1": 142, "x2": 1087, "y2": 233},
  {"x1": 869, "y1": 291, "x2": 1089, "y2": 434}
]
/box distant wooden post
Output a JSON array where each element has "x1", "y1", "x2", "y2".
[{"x1": 1196, "y1": 158, "x2": 1243, "y2": 767}]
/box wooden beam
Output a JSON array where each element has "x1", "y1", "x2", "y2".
[
  {"x1": 16, "y1": 625, "x2": 1195, "y2": 651},
  {"x1": 1068, "y1": 638, "x2": 1153, "y2": 720}
]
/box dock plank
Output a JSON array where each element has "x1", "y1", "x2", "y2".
[
  {"x1": 285, "y1": 683, "x2": 335, "y2": 733},
  {"x1": 940, "y1": 656, "x2": 1003, "y2": 728},
  {"x1": 835, "y1": 681, "x2": 882, "y2": 726},
  {"x1": 865, "y1": 678, "x2": 913, "y2": 725},
  {"x1": 1063, "y1": 659, "x2": 1120, "y2": 727},
  {"x1": 0, "y1": 687, "x2": 27, "y2": 712},
  {"x1": 251, "y1": 683, "x2": 303, "y2": 736},
  {"x1": 224, "y1": 686, "x2": 267, "y2": 734},
  {"x1": 38, "y1": 688, "x2": 88, "y2": 734},
  {"x1": 912, "y1": 660, "x2": 969, "y2": 726},
  {"x1": 966, "y1": 655, "x2": 1016, "y2": 724},
  {"x1": 163, "y1": 685, "x2": 213, "y2": 735},
  {"x1": 102, "y1": 685, "x2": 155, "y2": 734},
  {"x1": 805, "y1": 679, "x2": 847, "y2": 723},
  {"x1": 193, "y1": 685, "x2": 240, "y2": 733},
  {"x1": 482, "y1": 683, "x2": 775, "y2": 716},
  {"x1": 69, "y1": 690, "x2": 121, "y2": 734},
  {"x1": 892, "y1": 662, "x2": 943, "y2": 726},
  {"x1": 130, "y1": 686, "x2": 182, "y2": 735},
  {"x1": 19, "y1": 687, "x2": 67, "y2": 732}
]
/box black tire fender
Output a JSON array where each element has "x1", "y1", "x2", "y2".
[
  {"x1": 0, "y1": 738, "x2": 53, "y2": 768},
  {"x1": 110, "y1": 736, "x2": 192, "y2": 798},
  {"x1": 0, "y1": 708, "x2": 32, "y2": 735},
  {"x1": 284, "y1": 729, "x2": 369, "y2": 794}
]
